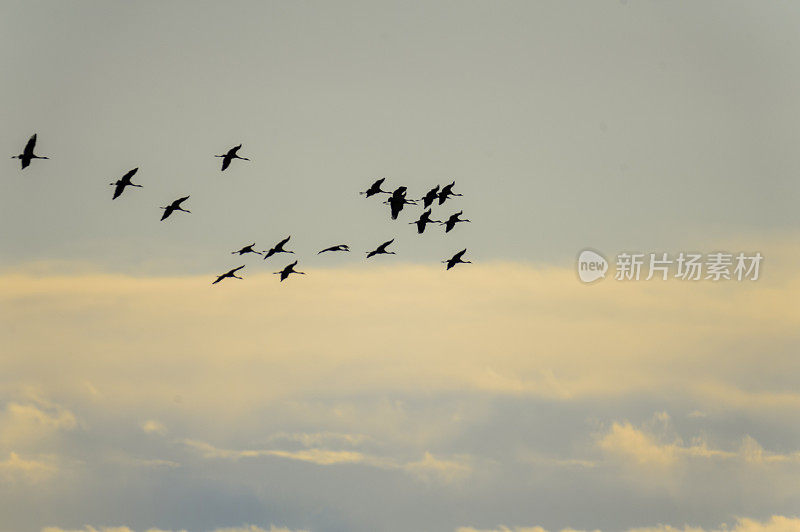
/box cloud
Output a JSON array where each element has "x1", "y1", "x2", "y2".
[
  {"x1": 627, "y1": 515, "x2": 800, "y2": 532},
  {"x1": 596, "y1": 414, "x2": 800, "y2": 475},
  {"x1": 403, "y1": 451, "x2": 473, "y2": 484},
  {"x1": 457, "y1": 527, "x2": 551, "y2": 532},
  {"x1": 40, "y1": 525, "x2": 307, "y2": 532},
  {"x1": 0, "y1": 451, "x2": 57, "y2": 483},
  {"x1": 141, "y1": 420, "x2": 167, "y2": 436},
  {"x1": 1, "y1": 250, "x2": 798, "y2": 528},
  {"x1": 2, "y1": 254, "x2": 797, "y2": 427},
  {"x1": 457, "y1": 516, "x2": 800, "y2": 532},
  {"x1": 180, "y1": 438, "x2": 374, "y2": 466},
  {"x1": 0, "y1": 398, "x2": 77, "y2": 448},
  {"x1": 212, "y1": 527, "x2": 309, "y2": 532},
  {"x1": 263, "y1": 431, "x2": 371, "y2": 448},
  {"x1": 181, "y1": 437, "x2": 473, "y2": 484}
]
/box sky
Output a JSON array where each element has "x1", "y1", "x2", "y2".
[{"x1": 1, "y1": 1, "x2": 799, "y2": 532}]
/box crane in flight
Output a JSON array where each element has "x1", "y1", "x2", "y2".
[
  {"x1": 212, "y1": 265, "x2": 245, "y2": 284},
  {"x1": 438, "y1": 181, "x2": 462, "y2": 205},
  {"x1": 160, "y1": 196, "x2": 191, "y2": 221},
  {"x1": 420, "y1": 185, "x2": 440, "y2": 208},
  {"x1": 274, "y1": 261, "x2": 305, "y2": 281},
  {"x1": 318, "y1": 244, "x2": 350, "y2": 254},
  {"x1": 215, "y1": 144, "x2": 250, "y2": 171},
  {"x1": 409, "y1": 209, "x2": 441, "y2": 234},
  {"x1": 263, "y1": 236, "x2": 294, "y2": 259},
  {"x1": 360, "y1": 178, "x2": 390, "y2": 198},
  {"x1": 385, "y1": 187, "x2": 417, "y2": 220},
  {"x1": 12, "y1": 134, "x2": 49, "y2": 169},
  {"x1": 366, "y1": 239, "x2": 396, "y2": 258},
  {"x1": 442, "y1": 211, "x2": 470, "y2": 233},
  {"x1": 232, "y1": 243, "x2": 262, "y2": 256},
  {"x1": 110, "y1": 168, "x2": 142, "y2": 199},
  {"x1": 443, "y1": 249, "x2": 471, "y2": 270}
]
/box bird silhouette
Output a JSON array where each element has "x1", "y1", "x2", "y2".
[
  {"x1": 420, "y1": 185, "x2": 440, "y2": 208},
  {"x1": 12, "y1": 134, "x2": 49, "y2": 169},
  {"x1": 385, "y1": 188, "x2": 417, "y2": 220},
  {"x1": 409, "y1": 209, "x2": 442, "y2": 234},
  {"x1": 318, "y1": 244, "x2": 350, "y2": 254},
  {"x1": 442, "y1": 210, "x2": 470, "y2": 233},
  {"x1": 438, "y1": 181, "x2": 462, "y2": 205},
  {"x1": 160, "y1": 196, "x2": 191, "y2": 221},
  {"x1": 263, "y1": 236, "x2": 294, "y2": 259},
  {"x1": 215, "y1": 144, "x2": 249, "y2": 171},
  {"x1": 232, "y1": 243, "x2": 262, "y2": 256},
  {"x1": 391, "y1": 186, "x2": 408, "y2": 197},
  {"x1": 274, "y1": 260, "x2": 305, "y2": 281},
  {"x1": 360, "y1": 178, "x2": 390, "y2": 198},
  {"x1": 212, "y1": 265, "x2": 245, "y2": 284},
  {"x1": 110, "y1": 168, "x2": 142, "y2": 200},
  {"x1": 366, "y1": 239, "x2": 396, "y2": 258},
  {"x1": 443, "y1": 249, "x2": 471, "y2": 270},
  {"x1": 385, "y1": 195, "x2": 407, "y2": 220}
]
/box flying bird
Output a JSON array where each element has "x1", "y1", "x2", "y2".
[
  {"x1": 215, "y1": 144, "x2": 250, "y2": 171},
  {"x1": 392, "y1": 186, "x2": 416, "y2": 198},
  {"x1": 274, "y1": 260, "x2": 305, "y2": 281},
  {"x1": 360, "y1": 178, "x2": 390, "y2": 198},
  {"x1": 318, "y1": 244, "x2": 350, "y2": 254},
  {"x1": 385, "y1": 192, "x2": 417, "y2": 220},
  {"x1": 12, "y1": 134, "x2": 49, "y2": 169},
  {"x1": 263, "y1": 236, "x2": 294, "y2": 259},
  {"x1": 232, "y1": 243, "x2": 262, "y2": 256},
  {"x1": 438, "y1": 181, "x2": 462, "y2": 205},
  {"x1": 212, "y1": 265, "x2": 245, "y2": 284},
  {"x1": 160, "y1": 196, "x2": 191, "y2": 221},
  {"x1": 409, "y1": 209, "x2": 441, "y2": 234},
  {"x1": 443, "y1": 249, "x2": 471, "y2": 270},
  {"x1": 366, "y1": 239, "x2": 396, "y2": 258},
  {"x1": 420, "y1": 185, "x2": 440, "y2": 208},
  {"x1": 442, "y1": 211, "x2": 470, "y2": 233},
  {"x1": 110, "y1": 168, "x2": 142, "y2": 200}
]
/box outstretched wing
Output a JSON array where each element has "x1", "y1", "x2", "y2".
[
  {"x1": 278, "y1": 235, "x2": 291, "y2": 247},
  {"x1": 160, "y1": 207, "x2": 172, "y2": 221},
  {"x1": 23, "y1": 134, "x2": 37, "y2": 157},
  {"x1": 378, "y1": 239, "x2": 394, "y2": 252},
  {"x1": 174, "y1": 195, "x2": 190, "y2": 207},
  {"x1": 453, "y1": 249, "x2": 467, "y2": 261},
  {"x1": 112, "y1": 182, "x2": 126, "y2": 200},
  {"x1": 221, "y1": 156, "x2": 231, "y2": 171},
  {"x1": 121, "y1": 168, "x2": 138, "y2": 182}
]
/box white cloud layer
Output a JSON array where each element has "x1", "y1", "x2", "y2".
[{"x1": 458, "y1": 516, "x2": 800, "y2": 532}]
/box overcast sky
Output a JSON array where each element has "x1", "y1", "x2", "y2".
[{"x1": 1, "y1": 2, "x2": 799, "y2": 532}]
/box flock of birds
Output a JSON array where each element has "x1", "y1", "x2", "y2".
[{"x1": 12, "y1": 134, "x2": 472, "y2": 284}]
